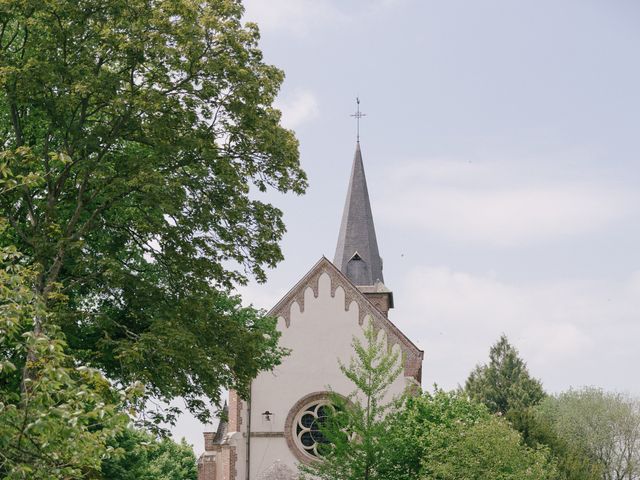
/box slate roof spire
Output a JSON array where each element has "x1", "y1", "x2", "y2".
[
  {"x1": 212, "y1": 401, "x2": 228, "y2": 444},
  {"x1": 334, "y1": 142, "x2": 384, "y2": 286}
]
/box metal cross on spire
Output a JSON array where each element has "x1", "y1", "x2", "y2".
[{"x1": 350, "y1": 97, "x2": 366, "y2": 143}]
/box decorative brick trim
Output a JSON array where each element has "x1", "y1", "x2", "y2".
[
  {"x1": 268, "y1": 257, "x2": 424, "y2": 382},
  {"x1": 229, "y1": 447, "x2": 237, "y2": 480},
  {"x1": 250, "y1": 431, "x2": 285, "y2": 438},
  {"x1": 269, "y1": 258, "x2": 366, "y2": 326}
]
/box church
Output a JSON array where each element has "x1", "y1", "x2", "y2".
[{"x1": 197, "y1": 140, "x2": 424, "y2": 480}]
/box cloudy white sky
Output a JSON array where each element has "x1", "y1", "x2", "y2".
[{"x1": 175, "y1": 0, "x2": 640, "y2": 452}]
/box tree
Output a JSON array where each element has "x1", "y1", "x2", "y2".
[
  {"x1": 423, "y1": 413, "x2": 556, "y2": 480},
  {"x1": 0, "y1": 0, "x2": 305, "y2": 423},
  {"x1": 378, "y1": 389, "x2": 556, "y2": 480},
  {"x1": 0, "y1": 238, "x2": 133, "y2": 479},
  {"x1": 101, "y1": 428, "x2": 198, "y2": 480},
  {"x1": 465, "y1": 335, "x2": 545, "y2": 415},
  {"x1": 299, "y1": 323, "x2": 403, "y2": 480},
  {"x1": 378, "y1": 390, "x2": 490, "y2": 480},
  {"x1": 297, "y1": 330, "x2": 556, "y2": 480},
  {"x1": 465, "y1": 336, "x2": 600, "y2": 480},
  {"x1": 538, "y1": 388, "x2": 640, "y2": 480},
  {"x1": 509, "y1": 405, "x2": 602, "y2": 480}
]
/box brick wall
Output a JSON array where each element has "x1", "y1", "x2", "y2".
[
  {"x1": 228, "y1": 390, "x2": 242, "y2": 432},
  {"x1": 362, "y1": 292, "x2": 391, "y2": 317},
  {"x1": 197, "y1": 453, "x2": 217, "y2": 480}
]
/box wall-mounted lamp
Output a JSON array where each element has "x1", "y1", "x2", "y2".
[{"x1": 262, "y1": 410, "x2": 273, "y2": 422}]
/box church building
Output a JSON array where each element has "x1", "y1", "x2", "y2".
[{"x1": 197, "y1": 141, "x2": 424, "y2": 480}]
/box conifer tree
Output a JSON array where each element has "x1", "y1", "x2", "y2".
[
  {"x1": 465, "y1": 334, "x2": 545, "y2": 415},
  {"x1": 465, "y1": 335, "x2": 599, "y2": 480}
]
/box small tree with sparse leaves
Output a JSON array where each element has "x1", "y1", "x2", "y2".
[{"x1": 299, "y1": 322, "x2": 404, "y2": 480}]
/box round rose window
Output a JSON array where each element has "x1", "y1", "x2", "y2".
[{"x1": 292, "y1": 400, "x2": 333, "y2": 458}]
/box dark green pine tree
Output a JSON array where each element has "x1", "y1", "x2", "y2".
[
  {"x1": 465, "y1": 335, "x2": 545, "y2": 415},
  {"x1": 465, "y1": 336, "x2": 602, "y2": 480}
]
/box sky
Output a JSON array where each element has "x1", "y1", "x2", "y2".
[{"x1": 174, "y1": 0, "x2": 640, "y2": 453}]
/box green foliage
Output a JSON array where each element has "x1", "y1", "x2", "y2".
[
  {"x1": 101, "y1": 428, "x2": 197, "y2": 480},
  {"x1": 465, "y1": 336, "x2": 601, "y2": 480},
  {"x1": 378, "y1": 390, "x2": 490, "y2": 480},
  {"x1": 300, "y1": 323, "x2": 403, "y2": 480},
  {"x1": 299, "y1": 329, "x2": 555, "y2": 480},
  {"x1": 465, "y1": 335, "x2": 545, "y2": 415},
  {"x1": 508, "y1": 407, "x2": 602, "y2": 480},
  {"x1": 538, "y1": 388, "x2": 640, "y2": 480},
  {"x1": 380, "y1": 390, "x2": 556, "y2": 480},
  {"x1": 422, "y1": 414, "x2": 555, "y2": 480},
  {"x1": 0, "y1": 242, "x2": 133, "y2": 479},
  {"x1": 0, "y1": 0, "x2": 305, "y2": 423},
  {"x1": 0, "y1": 236, "x2": 198, "y2": 479}
]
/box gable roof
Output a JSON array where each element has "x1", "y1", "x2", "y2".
[{"x1": 268, "y1": 257, "x2": 423, "y2": 379}]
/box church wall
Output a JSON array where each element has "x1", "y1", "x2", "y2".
[
  {"x1": 250, "y1": 436, "x2": 295, "y2": 479},
  {"x1": 229, "y1": 417, "x2": 246, "y2": 480},
  {"x1": 246, "y1": 272, "x2": 409, "y2": 477}
]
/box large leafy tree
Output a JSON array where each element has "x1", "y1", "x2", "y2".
[
  {"x1": 101, "y1": 429, "x2": 197, "y2": 480},
  {"x1": 423, "y1": 413, "x2": 556, "y2": 480},
  {"x1": 510, "y1": 405, "x2": 602, "y2": 480},
  {"x1": 378, "y1": 390, "x2": 490, "y2": 480},
  {"x1": 0, "y1": 238, "x2": 133, "y2": 479},
  {"x1": 0, "y1": 0, "x2": 306, "y2": 422},
  {"x1": 539, "y1": 388, "x2": 640, "y2": 480},
  {"x1": 465, "y1": 335, "x2": 545, "y2": 415},
  {"x1": 379, "y1": 390, "x2": 556, "y2": 480}
]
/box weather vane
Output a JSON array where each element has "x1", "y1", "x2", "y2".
[{"x1": 350, "y1": 97, "x2": 366, "y2": 143}]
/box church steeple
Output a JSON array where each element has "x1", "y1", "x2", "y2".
[{"x1": 334, "y1": 142, "x2": 384, "y2": 286}]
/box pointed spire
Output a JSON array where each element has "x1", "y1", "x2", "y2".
[{"x1": 334, "y1": 143, "x2": 384, "y2": 286}]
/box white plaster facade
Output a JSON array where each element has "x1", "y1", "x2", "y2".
[{"x1": 198, "y1": 258, "x2": 423, "y2": 480}]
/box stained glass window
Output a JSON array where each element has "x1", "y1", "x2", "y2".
[{"x1": 293, "y1": 400, "x2": 333, "y2": 458}]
